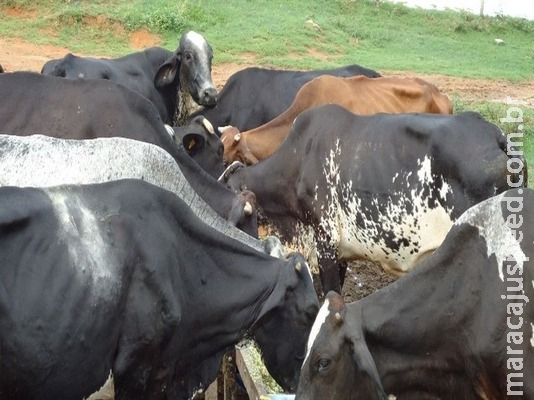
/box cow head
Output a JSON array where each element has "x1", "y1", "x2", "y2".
[
  {"x1": 219, "y1": 126, "x2": 260, "y2": 165},
  {"x1": 218, "y1": 160, "x2": 247, "y2": 191},
  {"x1": 171, "y1": 116, "x2": 225, "y2": 178},
  {"x1": 155, "y1": 31, "x2": 217, "y2": 109},
  {"x1": 296, "y1": 292, "x2": 388, "y2": 400},
  {"x1": 227, "y1": 189, "x2": 259, "y2": 238},
  {"x1": 251, "y1": 253, "x2": 320, "y2": 393}
]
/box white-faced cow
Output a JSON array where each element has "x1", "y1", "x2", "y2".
[
  {"x1": 220, "y1": 75, "x2": 453, "y2": 165},
  {"x1": 220, "y1": 104, "x2": 526, "y2": 294},
  {"x1": 189, "y1": 64, "x2": 381, "y2": 131},
  {"x1": 41, "y1": 31, "x2": 217, "y2": 125},
  {"x1": 297, "y1": 189, "x2": 534, "y2": 399},
  {"x1": 0, "y1": 179, "x2": 319, "y2": 399},
  {"x1": 0, "y1": 71, "x2": 254, "y2": 236}
]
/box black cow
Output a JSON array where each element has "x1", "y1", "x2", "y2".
[
  {"x1": 41, "y1": 31, "x2": 217, "y2": 125},
  {"x1": 168, "y1": 115, "x2": 225, "y2": 178},
  {"x1": 0, "y1": 71, "x2": 255, "y2": 236},
  {"x1": 189, "y1": 64, "x2": 381, "y2": 131},
  {"x1": 297, "y1": 189, "x2": 534, "y2": 399},
  {"x1": 221, "y1": 104, "x2": 526, "y2": 295},
  {"x1": 0, "y1": 179, "x2": 319, "y2": 399}
]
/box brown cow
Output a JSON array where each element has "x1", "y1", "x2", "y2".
[{"x1": 220, "y1": 75, "x2": 453, "y2": 165}]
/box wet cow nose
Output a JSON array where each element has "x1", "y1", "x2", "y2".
[{"x1": 203, "y1": 87, "x2": 218, "y2": 107}]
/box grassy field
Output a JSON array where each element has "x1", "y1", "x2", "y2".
[
  {"x1": 2, "y1": 0, "x2": 533, "y2": 79},
  {"x1": 1, "y1": 0, "x2": 533, "y2": 184}
]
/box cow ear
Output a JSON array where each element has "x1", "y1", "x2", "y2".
[
  {"x1": 348, "y1": 324, "x2": 388, "y2": 400},
  {"x1": 155, "y1": 54, "x2": 180, "y2": 89},
  {"x1": 183, "y1": 133, "x2": 205, "y2": 156}
]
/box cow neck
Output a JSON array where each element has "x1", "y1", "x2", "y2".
[
  {"x1": 240, "y1": 155, "x2": 304, "y2": 221},
  {"x1": 175, "y1": 87, "x2": 193, "y2": 126},
  {"x1": 355, "y1": 223, "x2": 496, "y2": 388},
  {"x1": 181, "y1": 248, "x2": 284, "y2": 347},
  {"x1": 148, "y1": 134, "x2": 264, "y2": 251},
  {"x1": 168, "y1": 139, "x2": 234, "y2": 217},
  {"x1": 242, "y1": 110, "x2": 299, "y2": 162}
]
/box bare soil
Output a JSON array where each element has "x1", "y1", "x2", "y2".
[{"x1": 1, "y1": 35, "x2": 533, "y2": 106}]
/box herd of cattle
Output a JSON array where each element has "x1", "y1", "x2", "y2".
[{"x1": 0, "y1": 30, "x2": 532, "y2": 399}]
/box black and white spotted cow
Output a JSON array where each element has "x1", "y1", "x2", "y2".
[
  {"x1": 221, "y1": 104, "x2": 526, "y2": 294},
  {"x1": 41, "y1": 31, "x2": 217, "y2": 125},
  {"x1": 0, "y1": 179, "x2": 319, "y2": 399},
  {"x1": 297, "y1": 188, "x2": 534, "y2": 399}
]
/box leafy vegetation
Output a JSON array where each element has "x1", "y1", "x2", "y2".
[{"x1": 1, "y1": 0, "x2": 532, "y2": 184}]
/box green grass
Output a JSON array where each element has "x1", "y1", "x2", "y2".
[
  {"x1": 1, "y1": 0, "x2": 532, "y2": 79},
  {"x1": 452, "y1": 97, "x2": 534, "y2": 187},
  {"x1": 1, "y1": 0, "x2": 533, "y2": 183}
]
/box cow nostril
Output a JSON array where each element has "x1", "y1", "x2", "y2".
[{"x1": 202, "y1": 89, "x2": 217, "y2": 106}]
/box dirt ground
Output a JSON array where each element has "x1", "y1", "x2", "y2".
[
  {"x1": 1, "y1": 35, "x2": 533, "y2": 107},
  {"x1": 0, "y1": 33, "x2": 530, "y2": 301}
]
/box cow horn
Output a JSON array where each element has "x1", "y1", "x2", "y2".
[
  {"x1": 334, "y1": 312, "x2": 343, "y2": 325},
  {"x1": 243, "y1": 201, "x2": 253, "y2": 215},
  {"x1": 295, "y1": 261, "x2": 302, "y2": 273},
  {"x1": 234, "y1": 133, "x2": 241, "y2": 142},
  {"x1": 218, "y1": 125, "x2": 231, "y2": 134},
  {"x1": 201, "y1": 118, "x2": 215, "y2": 135},
  {"x1": 164, "y1": 124, "x2": 176, "y2": 140}
]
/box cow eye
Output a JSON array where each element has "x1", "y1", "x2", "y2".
[
  {"x1": 185, "y1": 53, "x2": 192, "y2": 61},
  {"x1": 305, "y1": 305, "x2": 319, "y2": 321},
  {"x1": 317, "y1": 358, "x2": 330, "y2": 372}
]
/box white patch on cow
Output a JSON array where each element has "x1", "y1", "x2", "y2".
[
  {"x1": 48, "y1": 190, "x2": 115, "y2": 285},
  {"x1": 185, "y1": 31, "x2": 208, "y2": 51},
  {"x1": 0, "y1": 134, "x2": 266, "y2": 254},
  {"x1": 85, "y1": 371, "x2": 114, "y2": 400},
  {"x1": 455, "y1": 192, "x2": 526, "y2": 282},
  {"x1": 303, "y1": 298, "x2": 330, "y2": 367},
  {"x1": 164, "y1": 124, "x2": 175, "y2": 139},
  {"x1": 319, "y1": 152, "x2": 454, "y2": 274},
  {"x1": 190, "y1": 387, "x2": 204, "y2": 399},
  {"x1": 531, "y1": 323, "x2": 534, "y2": 348},
  {"x1": 302, "y1": 258, "x2": 314, "y2": 284},
  {"x1": 416, "y1": 156, "x2": 432, "y2": 182}
]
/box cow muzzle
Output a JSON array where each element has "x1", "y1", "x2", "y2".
[{"x1": 199, "y1": 86, "x2": 218, "y2": 107}]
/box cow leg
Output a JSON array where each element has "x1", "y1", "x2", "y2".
[{"x1": 315, "y1": 243, "x2": 342, "y2": 295}]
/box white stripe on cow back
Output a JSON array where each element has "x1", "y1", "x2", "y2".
[
  {"x1": 319, "y1": 150, "x2": 454, "y2": 274},
  {"x1": 47, "y1": 190, "x2": 115, "y2": 286},
  {"x1": 303, "y1": 298, "x2": 331, "y2": 367},
  {"x1": 531, "y1": 323, "x2": 534, "y2": 348},
  {"x1": 455, "y1": 192, "x2": 527, "y2": 283}
]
